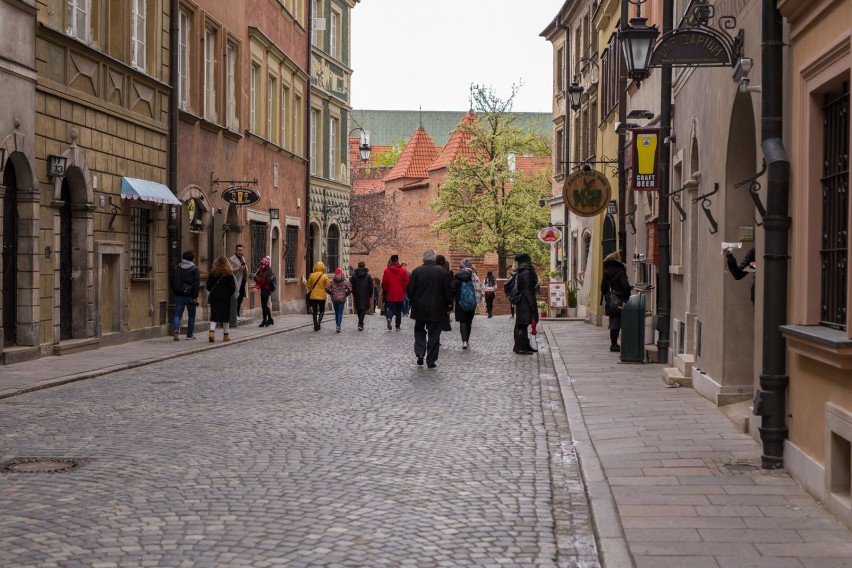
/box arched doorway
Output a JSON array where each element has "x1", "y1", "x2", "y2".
[
  {"x1": 270, "y1": 226, "x2": 280, "y2": 309},
  {"x1": 602, "y1": 214, "x2": 617, "y2": 259},
  {"x1": 58, "y1": 167, "x2": 90, "y2": 341},
  {"x1": 2, "y1": 163, "x2": 18, "y2": 346}
]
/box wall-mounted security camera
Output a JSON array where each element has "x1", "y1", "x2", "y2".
[{"x1": 732, "y1": 57, "x2": 753, "y2": 83}]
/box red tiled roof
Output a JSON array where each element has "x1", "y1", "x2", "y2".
[
  {"x1": 515, "y1": 156, "x2": 551, "y2": 175},
  {"x1": 348, "y1": 136, "x2": 392, "y2": 169},
  {"x1": 426, "y1": 112, "x2": 478, "y2": 172},
  {"x1": 383, "y1": 126, "x2": 439, "y2": 183}
]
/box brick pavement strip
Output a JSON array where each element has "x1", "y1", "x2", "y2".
[{"x1": 0, "y1": 315, "x2": 598, "y2": 567}]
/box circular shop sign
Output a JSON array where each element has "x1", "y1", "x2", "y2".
[
  {"x1": 222, "y1": 187, "x2": 261, "y2": 206},
  {"x1": 537, "y1": 226, "x2": 563, "y2": 244},
  {"x1": 563, "y1": 169, "x2": 612, "y2": 217}
]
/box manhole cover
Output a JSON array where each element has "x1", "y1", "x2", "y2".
[{"x1": 0, "y1": 458, "x2": 86, "y2": 474}]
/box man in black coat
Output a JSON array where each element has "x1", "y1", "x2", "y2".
[
  {"x1": 513, "y1": 253, "x2": 539, "y2": 354},
  {"x1": 406, "y1": 248, "x2": 453, "y2": 368},
  {"x1": 601, "y1": 252, "x2": 631, "y2": 352},
  {"x1": 350, "y1": 261, "x2": 373, "y2": 331}
]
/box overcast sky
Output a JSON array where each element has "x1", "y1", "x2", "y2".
[{"x1": 351, "y1": 0, "x2": 566, "y2": 113}]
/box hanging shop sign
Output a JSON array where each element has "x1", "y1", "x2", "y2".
[
  {"x1": 537, "y1": 226, "x2": 563, "y2": 244},
  {"x1": 563, "y1": 169, "x2": 612, "y2": 217},
  {"x1": 631, "y1": 128, "x2": 660, "y2": 191},
  {"x1": 650, "y1": 28, "x2": 733, "y2": 67},
  {"x1": 222, "y1": 187, "x2": 261, "y2": 206}
]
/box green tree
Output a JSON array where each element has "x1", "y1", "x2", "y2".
[
  {"x1": 430, "y1": 84, "x2": 551, "y2": 277},
  {"x1": 370, "y1": 140, "x2": 407, "y2": 169}
]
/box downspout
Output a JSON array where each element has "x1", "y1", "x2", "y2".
[
  {"x1": 617, "y1": 0, "x2": 627, "y2": 263},
  {"x1": 755, "y1": 0, "x2": 791, "y2": 470},
  {"x1": 557, "y1": 19, "x2": 571, "y2": 285},
  {"x1": 305, "y1": 1, "x2": 313, "y2": 278},
  {"x1": 168, "y1": 0, "x2": 180, "y2": 330},
  {"x1": 656, "y1": 0, "x2": 673, "y2": 363}
]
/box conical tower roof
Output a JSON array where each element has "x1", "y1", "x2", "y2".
[
  {"x1": 383, "y1": 126, "x2": 439, "y2": 183},
  {"x1": 426, "y1": 112, "x2": 478, "y2": 172}
]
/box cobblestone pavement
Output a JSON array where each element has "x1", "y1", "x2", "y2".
[{"x1": 0, "y1": 315, "x2": 598, "y2": 567}]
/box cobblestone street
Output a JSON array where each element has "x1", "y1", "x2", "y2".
[{"x1": 0, "y1": 315, "x2": 597, "y2": 567}]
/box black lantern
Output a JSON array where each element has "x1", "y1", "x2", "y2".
[
  {"x1": 357, "y1": 130, "x2": 372, "y2": 162},
  {"x1": 619, "y1": 16, "x2": 659, "y2": 81},
  {"x1": 566, "y1": 81, "x2": 585, "y2": 112}
]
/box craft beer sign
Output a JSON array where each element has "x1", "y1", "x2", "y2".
[
  {"x1": 631, "y1": 129, "x2": 660, "y2": 191},
  {"x1": 563, "y1": 169, "x2": 612, "y2": 217}
]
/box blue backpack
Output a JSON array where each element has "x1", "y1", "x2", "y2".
[{"x1": 459, "y1": 279, "x2": 477, "y2": 311}]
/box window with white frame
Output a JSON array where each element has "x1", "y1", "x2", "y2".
[
  {"x1": 178, "y1": 9, "x2": 190, "y2": 110},
  {"x1": 204, "y1": 27, "x2": 218, "y2": 122},
  {"x1": 311, "y1": 0, "x2": 319, "y2": 46},
  {"x1": 131, "y1": 0, "x2": 147, "y2": 70},
  {"x1": 250, "y1": 63, "x2": 260, "y2": 132},
  {"x1": 295, "y1": 93, "x2": 303, "y2": 154},
  {"x1": 268, "y1": 75, "x2": 279, "y2": 143},
  {"x1": 281, "y1": 84, "x2": 289, "y2": 148},
  {"x1": 226, "y1": 42, "x2": 238, "y2": 129},
  {"x1": 330, "y1": 10, "x2": 340, "y2": 59},
  {"x1": 310, "y1": 108, "x2": 318, "y2": 175},
  {"x1": 67, "y1": 0, "x2": 90, "y2": 42},
  {"x1": 329, "y1": 117, "x2": 337, "y2": 180}
]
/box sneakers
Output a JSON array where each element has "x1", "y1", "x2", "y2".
[
  {"x1": 223, "y1": 333, "x2": 230, "y2": 342},
  {"x1": 336, "y1": 327, "x2": 341, "y2": 333},
  {"x1": 395, "y1": 326, "x2": 401, "y2": 331},
  {"x1": 208, "y1": 330, "x2": 215, "y2": 343},
  {"x1": 462, "y1": 341, "x2": 469, "y2": 349},
  {"x1": 186, "y1": 335, "x2": 196, "y2": 340},
  {"x1": 386, "y1": 319, "x2": 392, "y2": 330},
  {"x1": 427, "y1": 363, "x2": 437, "y2": 369},
  {"x1": 358, "y1": 325, "x2": 364, "y2": 331},
  {"x1": 416, "y1": 355, "x2": 424, "y2": 366},
  {"x1": 174, "y1": 331, "x2": 180, "y2": 341}
]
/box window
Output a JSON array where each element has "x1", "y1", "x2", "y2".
[
  {"x1": 330, "y1": 10, "x2": 340, "y2": 58},
  {"x1": 329, "y1": 117, "x2": 338, "y2": 180},
  {"x1": 556, "y1": 129, "x2": 564, "y2": 175},
  {"x1": 250, "y1": 222, "x2": 268, "y2": 274},
  {"x1": 178, "y1": 9, "x2": 190, "y2": 110},
  {"x1": 600, "y1": 33, "x2": 619, "y2": 120},
  {"x1": 281, "y1": 85, "x2": 290, "y2": 148},
  {"x1": 310, "y1": 108, "x2": 318, "y2": 175},
  {"x1": 226, "y1": 43, "x2": 238, "y2": 129},
  {"x1": 311, "y1": 0, "x2": 321, "y2": 47},
  {"x1": 67, "y1": 0, "x2": 90, "y2": 42},
  {"x1": 204, "y1": 28, "x2": 218, "y2": 122},
  {"x1": 326, "y1": 224, "x2": 340, "y2": 271},
  {"x1": 820, "y1": 87, "x2": 849, "y2": 330},
  {"x1": 250, "y1": 63, "x2": 260, "y2": 132},
  {"x1": 268, "y1": 75, "x2": 279, "y2": 142},
  {"x1": 556, "y1": 46, "x2": 564, "y2": 94},
  {"x1": 130, "y1": 207, "x2": 151, "y2": 278},
  {"x1": 295, "y1": 93, "x2": 303, "y2": 154},
  {"x1": 285, "y1": 225, "x2": 298, "y2": 279},
  {"x1": 132, "y1": 0, "x2": 147, "y2": 70}
]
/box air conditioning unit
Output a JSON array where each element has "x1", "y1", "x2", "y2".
[{"x1": 312, "y1": 17, "x2": 326, "y2": 31}]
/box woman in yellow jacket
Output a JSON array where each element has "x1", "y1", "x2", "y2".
[{"x1": 304, "y1": 261, "x2": 330, "y2": 331}]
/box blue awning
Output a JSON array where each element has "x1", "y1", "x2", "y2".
[{"x1": 120, "y1": 177, "x2": 181, "y2": 206}]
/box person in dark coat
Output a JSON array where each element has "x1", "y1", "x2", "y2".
[
  {"x1": 407, "y1": 249, "x2": 453, "y2": 369},
  {"x1": 513, "y1": 253, "x2": 539, "y2": 354},
  {"x1": 483, "y1": 271, "x2": 497, "y2": 318},
  {"x1": 601, "y1": 251, "x2": 631, "y2": 352},
  {"x1": 350, "y1": 261, "x2": 373, "y2": 331},
  {"x1": 206, "y1": 256, "x2": 237, "y2": 342},
  {"x1": 171, "y1": 250, "x2": 200, "y2": 341},
  {"x1": 253, "y1": 256, "x2": 276, "y2": 327}
]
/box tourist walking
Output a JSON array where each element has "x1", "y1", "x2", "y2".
[
  {"x1": 435, "y1": 254, "x2": 453, "y2": 332},
  {"x1": 229, "y1": 244, "x2": 248, "y2": 321},
  {"x1": 305, "y1": 261, "x2": 330, "y2": 331},
  {"x1": 382, "y1": 254, "x2": 410, "y2": 331},
  {"x1": 171, "y1": 250, "x2": 200, "y2": 341},
  {"x1": 507, "y1": 262, "x2": 518, "y2": 318},
  {"x1": 326, "y1": 268, "x2": 352, "y2": 333},
  {"x1": 350, "y1": 261, "x2": 373, "y2": 331},
  {"x1": 407, "y1": 249, "x2": 453, "y2": 369},
  {"x1": 207, "y1": 256, "x2": 237, "y2": 342},
  {"x1": 253, "y1": 256, "x2": 276, "y2": 327},
  {"x1": 452, "y1": 258, "x2": 483, "y2": 349},
  {"x1": 601, "y1": 251, "x2": 631, "y2": 352},
  {"x1": 512, "y1": 253, "x2": 539, "y2": 355},
  {"x1": 483, "y1": 271, "x2": 497, "y2": 317}
]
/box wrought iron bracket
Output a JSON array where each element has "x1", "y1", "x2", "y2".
[
  {"x1": 668, "y1": 185, "x2": 689, "y2": 222},
  {"x1": 210, "y1": 172, "x2": 259, "y2": 193},
  {"x1": 627, "y1": 204, "x2": 637, "y2": 235},
  {"x1": 734, "y1": 159, "x2": 767, "y2": 225},
  {"x1": 692, "y1": 182, "x2": 720, "y2": 234},
  {"x1": 649, "y1": 1, "x2": 745, "y2": 70},
  {"x1": 563, "y1": 157, "x2": 622, "y2": 179}
]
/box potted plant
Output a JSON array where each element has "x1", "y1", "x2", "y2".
[
  {"x1": 567, "y1": 287, "x2": 578, "y2": 318},
  {"x1": 537, "y1": 300, "x2": 548, "y2": 319},
  {"x1": 548, "y1": 269, "x2": 562, "y2": 281}
]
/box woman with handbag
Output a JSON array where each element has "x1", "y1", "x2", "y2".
[
  {"x1": 601, "y1": 251, "x2": 631, "y2": 352},
  {"x1": 304, "y1": 261, "x2": 330, "y2": 331},
  {"x1": 326, "y1": 268, "x2": 353, "y2": 333},
  {"x1": 253, "y1": 256, "x2": 275, "y2": 327},
  {"x1": 207, "y1": 256, "x2": 237, "y2": 342}
]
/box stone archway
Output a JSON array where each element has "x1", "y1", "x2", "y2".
[{"x1": 722, "y1": 92, "x2": 758, "y2": 387}]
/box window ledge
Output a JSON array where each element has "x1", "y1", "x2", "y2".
[
  {"x1": 670, "y1": 265, "x2": 683, "y2": 275},
  {"x1": 781, "y1": 325, "x2": 852, "y2": 370}
]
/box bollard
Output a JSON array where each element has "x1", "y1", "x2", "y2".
[{"x1": 620, "y1": 293, "x2": 646, "y2": 363}]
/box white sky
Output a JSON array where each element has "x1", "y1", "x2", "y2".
[{"x1": 351, "y1": 0, "x2": 566, "y2": 113}]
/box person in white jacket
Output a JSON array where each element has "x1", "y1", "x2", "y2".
[{"x1": 229, "y1": 244, "x2": 248, "y2": 320}]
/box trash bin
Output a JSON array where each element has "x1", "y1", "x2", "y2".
[{"x1": 620, "y1": 293, "x2": 645, "y2": 363}]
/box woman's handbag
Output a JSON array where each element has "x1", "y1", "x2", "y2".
[
  {"x1": 441, "y1": 311, "x2": 452, "y2": 332},
  {"x1": 605, "y1": 290, "x2": 624, "y2": 317}
]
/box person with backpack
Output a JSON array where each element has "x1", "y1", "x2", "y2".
[
  {"x1": 326, "y1": 268, "x2": 352, "y2": 333},
  {"x1": 512, "y1": 253, "x2": 539, "y2": 355},
  {"x1": 452, "y1": 258, "x2": 483, "y2": 349},
  {"x1": 253, "y1": 256, "x2": 276, "y2": 327},
  {"x1": 171, "y1": 250, "x2": 200, "y2": 341}
]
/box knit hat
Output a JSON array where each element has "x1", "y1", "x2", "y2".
[
  {"x1": 335, "y1": 268, "x2": 343, "y2": 275},
  {"x1": 460, "y1": 258, "x2": 473, "y2": 270},
  {"x1": 515, "y1": 253, "x2": 532, "y2": 264}
]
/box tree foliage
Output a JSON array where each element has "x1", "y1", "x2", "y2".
[
  {"x1": 349, "y1": 191, "x2": 412, "y2": 256},
  {"x1": 430, "y1": 84, "x2": 552, "y2": 277},
  {"x1": 369, "y1": 140, "x2": 407, "y2": 169}
]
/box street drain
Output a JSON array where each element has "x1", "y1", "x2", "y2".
[{"x1": 0, "y1": 458, "x2": 87, "y2": 474}]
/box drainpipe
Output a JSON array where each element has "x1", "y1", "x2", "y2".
[
  {"x1": 755, "y1": 0, "x2": 790, "y2": 470},
  {"x1": 557, "y1": 19, "x2": 571, "y2": 285},
  {"x1": 656, "y1": 0, "x2": 673, "y2": 363},
  {"x1": 167, "y1": 0, "x2": 180, "y2": 330},
  {"x1": 305, "y1": 1, "x2": 313, "y2": 278},
  {"x1": 617, "y1": 0, "x2": 627, "y2": 263}
]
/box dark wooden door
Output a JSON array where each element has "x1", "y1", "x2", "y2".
[
  {"x1": 60, "y1": 180, "x2": 73, "y2": 340},
  {"x1": 2, "y1": 165, "x2": 18, "y2": 346}
]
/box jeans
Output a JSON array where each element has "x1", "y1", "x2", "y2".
[
  {"x1": 402, "y1": 294, "x2": 410, "y2": 315},
  {"x1": 333, "y1": 302, "x2": 345, "y2": 328},
  {"x1": 386, "y1": 301, "x2": 404, "y2": 328},
  {"x1": 173, "y1": 296, "x2": 197, "y2": 337},
  {"x1": 414, "y1": 319, "x2": 443, "y2": 365}
]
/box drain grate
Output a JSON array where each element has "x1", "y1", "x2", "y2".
[{"x1": 0, "y1": 458, "x2": 87, "y2": 474}]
